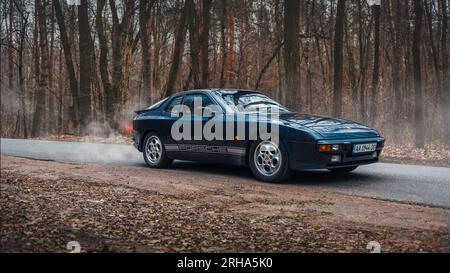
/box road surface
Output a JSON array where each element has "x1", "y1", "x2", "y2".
[{"x1": 1, "y1": 138, "x2": 450, "y2": 209}]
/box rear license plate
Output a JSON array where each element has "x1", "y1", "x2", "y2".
[{"x1": 353, "y1": 143, "x2": 377, "y2": 154}]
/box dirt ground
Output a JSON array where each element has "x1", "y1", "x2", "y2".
[{"x1": 1, "y1": 155, "x2": 449, "y2": 253}]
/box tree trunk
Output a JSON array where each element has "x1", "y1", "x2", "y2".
[
  {"x1": 139, "y1": 0, "x2": 156, "y2": 104},
  {"x1": 283, "y1": 0, "x2": 301, "y2": 111},
  {"x1": 17, "y1": 1, "x2": 28, "y2": 138},
  {"x1": 413, "y1": 0, "x2": 425, "y2": 148},
  {"x1": 333, "y1": 0, "x2": 345, "y2": 118},
  {"x1": 424, "y1": 1, "x2": 442, "y2": 93},
  {"x1": 345, "y1": 16, "x2": 358, "y2": 119},
  {"x1": 32, "y1": 0, "x2": 48, "y2": 137},
  {"x1": 357, "y1": 0, "x2": 369, "y2": 123},
  {"x1": 52, "y1": 0, "x2": 79, "y2": 130},
  {"x1": 164, "y1": 0, "x2": 190, "y2": 97},
  {"x1": 187, "y1": 0, "x2": 201, "y2": 89},
  {"x1": 369, "y1": 4, "x2": 380, "y2": 125},
  {"x1": 32, "y1": 0, "x2": 39, "y2": 121},
  {"x1": 440, "y1": 0, "x2": 449, "y2": 143},
  {"x1": 200, "y1": 0, "x2": 212, "y2": 87},
  {"x1": 95, "y1": 0, "x2": 112, "y2": 127},
  {"x1": 0, "y1": 1, "x2": 3, "y2": 90},
  {"x1": 219, "y1": 0, "x2": 228, "y2": 88},
  {"x1": 48, "y1": 5, "x2": 55, "y2": 134},
  {"x1": 8, "y1": 0, "x2": 14, "y2": 89},
  {"x1": 58, "y1": 47, "x2": 64, "y2": 134},
  {"x1": 227, "y1": 6, "x2": 236, "y2": 87},
  {"x1": 388, "y1": 0, "x2": 403, "y2": 141},
  {"x1": 78, "y1": 0, "x2": 94, "y2": 132},
  {"x1": 274, "y1": 0, "x2": 284, "y2": 101},
  {"x1": 103, "y1": 0, "x2": 135, "y2": 130}
]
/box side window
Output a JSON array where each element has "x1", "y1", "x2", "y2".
[
  {"x1": 182, "y1": 95, "x2": 195, "y2": 113},
  {"x1": 200, "y1": 95, "x2": 214, "y2": 107},
  {"x1": 165, "y1": 96, "x2": 184, "y2": 114},
  {"x1": 183, "y1": 94, "x2": 216, "y2": 114}
]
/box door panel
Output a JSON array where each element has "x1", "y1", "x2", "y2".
[{"x1": 176, "y1": 94, "x2": 228, "y2": 161}]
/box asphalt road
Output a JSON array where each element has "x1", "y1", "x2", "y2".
[{"x1": 1, "y1": 138, "x2": 450, "y2": 209}]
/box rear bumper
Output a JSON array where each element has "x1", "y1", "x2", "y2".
[
  {"x1": 132, "y1": 130, "x2": 142, "y2": 152},
  {"x1": 287, "y1": 137, "x2": 384, "y2": 171}
]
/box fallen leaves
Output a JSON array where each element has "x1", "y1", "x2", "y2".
[
  {"x1": 1, "y1": 162, "x2": 449, "y2": 253},
  {"x1": 382, "y1": 144, "x2": 450, "y2": 168}
]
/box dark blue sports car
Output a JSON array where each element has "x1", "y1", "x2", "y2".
[{"x1": 133, "y1": 89, "x2": 384, "y2": 183}]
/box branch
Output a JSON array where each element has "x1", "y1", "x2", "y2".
[{"x1": 254, "y1": 41, "x2": 284, "y2": 90}]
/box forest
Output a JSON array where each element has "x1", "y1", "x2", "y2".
[{"x1": 0, "y1": 0, "x2": 448, "y2": 148}]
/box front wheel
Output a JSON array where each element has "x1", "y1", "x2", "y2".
[
  {"x1": 249, "y1": 140, "x2": 292, "y2": 183},
  {"x1": 143, "y1": 133, "x2": 173, "y2": 169},
  {"x1": 328, "y1": 166, "x2": 358, "y2": 174}
]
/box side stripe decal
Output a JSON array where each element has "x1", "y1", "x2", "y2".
[{"x1": 165, "y1": 144, "x2": 246, "y2": 156}]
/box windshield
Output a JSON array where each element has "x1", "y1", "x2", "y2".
[{"x1": 214, "y1": 91, "x2": 290, "y2": 113}]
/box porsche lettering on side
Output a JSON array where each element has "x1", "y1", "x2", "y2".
[{"x1": 133, "y1": 89, "x2": 385, "y2": 183}]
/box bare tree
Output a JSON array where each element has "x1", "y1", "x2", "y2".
[
  {"x1": 32, "y1": 0, "x2": 49, "y2": 137},
  {"x1": 78, "y1": 0, "x2": 94, "y2": 131},
  {"x1": 15, "y1": 0, "x2": 29, "y2": 138},
  {"x1": 333, "y1": 0, "x2": 346, "y2": 118},
  {"x1": 219, "y1": 0, "x2": 228, "y2": 88},
  {"x1": 95, "y1": 0, "x2": 111, "y2": 124},
  {"x1": 283, "y1": 0, "x2": 301, "y2": 111},
  {"x1": 112, "y1": 0, "x2": 135, "y2": 113},
  {"x1": 369, "y1": 1, "x2": 381, "y2": 124},
  {"x1": 413, "y1": 0, "x2": 425, "y2": 148},
  {"x1": 441, "y1": 0, "x2": 449, "y2": 143},
  {"x1": 53, "y1": 0, "x2": 79, "y2": 130},
  {"x1": 187, "y1": 0, "x2": 201, "y2": 88},
  {"x1": 387, "y1": 0, "x2": 403, "y2": 139},
  {"x1": 200, "y1": 0, "x2": 212, "y2": 87},
  {"x1": 164, "y1": 0, "x2": 190, "y2": 96},
  {"x1": 8, "y1": 0, "x2": 14, "y2": 89},
  {"x1": 97, "y1": 0, "x2": 135, "y2": 129},
  {"x1": 139, "y1": 0, "x2": 156, "y2": 104}
]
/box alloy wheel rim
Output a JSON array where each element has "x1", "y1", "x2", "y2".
[
  {"x1": 146, "y1": 136, "x2": 162, "y2": 164},
  {"x1": 254, "y1": 141, "x2": 282, "y2": 177}
]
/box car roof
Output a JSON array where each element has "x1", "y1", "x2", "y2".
[{"x1": 172, "y1": 89, "x2": 263, "y2": 97}]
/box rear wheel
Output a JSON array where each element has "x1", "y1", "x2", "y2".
[
  {"x1": 249, "y1": 140, "x2": 292, "y2": 183},
  {"x1": 328, "y1": 166, "x2": 358, "y2": 174},
  {"x1": 143, "y1": 133, "x2": 173, "y2": 168}
]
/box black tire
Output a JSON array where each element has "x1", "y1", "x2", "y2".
[
  {"x1": 328, "y1": 166, "x2": 358, "y2": 174},
  {"x1": 143, "y1": 133, "x2": 173, "y2": 169},
  {"x1": 249, "y1": 140, "x2": 293, "y2": 183}
]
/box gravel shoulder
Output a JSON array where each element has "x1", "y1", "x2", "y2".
[{"x1": 1, "y1": 156, "x2": 449, "y2": 253}]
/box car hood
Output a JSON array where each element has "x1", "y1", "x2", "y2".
[{"x1": 280, "y1": 113, "x2": 380, "y2": 139}]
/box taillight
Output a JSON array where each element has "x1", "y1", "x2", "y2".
[{"x1": 119, "y1": 123, "x2": 133, "y2": 135}]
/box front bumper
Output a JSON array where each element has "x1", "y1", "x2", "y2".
[{"x1": 287, "y1": 137, "x2": 385, "y2": 171}]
